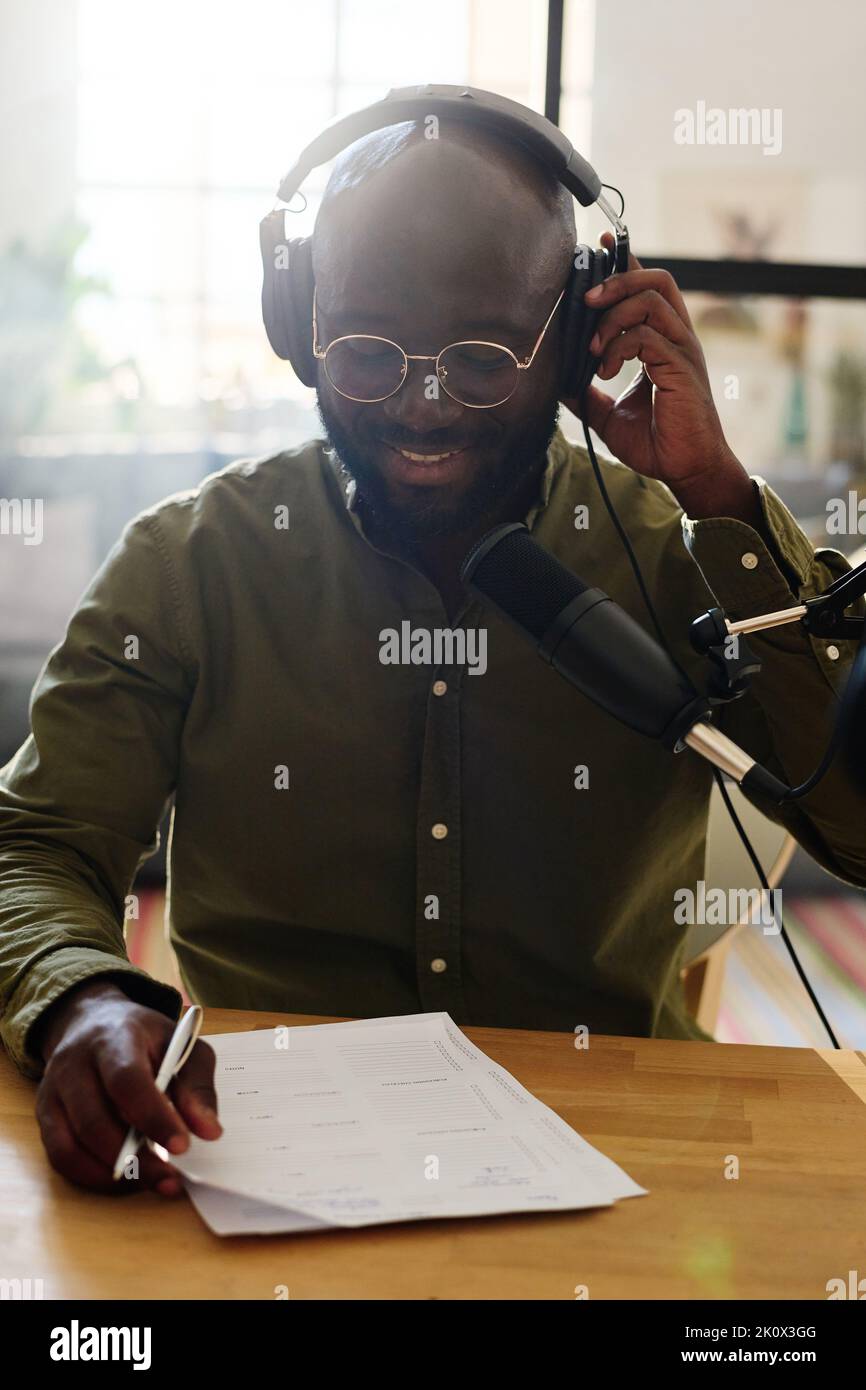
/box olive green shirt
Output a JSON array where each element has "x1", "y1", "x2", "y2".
[{"x1": 2, "y1": 429, "x2": 864, "y2": 1077}]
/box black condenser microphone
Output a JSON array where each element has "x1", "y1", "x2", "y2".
[{"x1": 461, "y1": 523, "x2": 789, "y2": 803}]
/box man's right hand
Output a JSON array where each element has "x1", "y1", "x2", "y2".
[{"x1": 35, "y1": 979, "x2": 221, "y2": 1196}]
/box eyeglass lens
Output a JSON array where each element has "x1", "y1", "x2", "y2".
[{"x1": 324, "y1": 337, "x2": 519, "y2": 406}]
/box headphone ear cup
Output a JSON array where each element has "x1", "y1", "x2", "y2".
[
  {"x1": 559, "y1": 245, "x2": 613, "y2": 400},
  {"x1": 259, "y1": 213, "x2": 317, "y2": 385}
]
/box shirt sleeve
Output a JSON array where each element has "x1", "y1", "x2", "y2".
[
  {"x1": 682, "y1": 476, "x2": 866, "y2": 887},
  {"x1": 0, "y1": 509, "x2": 190, "y2": 1078}
]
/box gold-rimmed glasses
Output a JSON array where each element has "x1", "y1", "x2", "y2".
[{"x1": 312, "y1": 286, "x2": 565, "y2": 408}]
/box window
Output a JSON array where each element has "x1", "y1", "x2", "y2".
[{"x1": 68, "y1": 0, "x2": 552, "y2": 454}]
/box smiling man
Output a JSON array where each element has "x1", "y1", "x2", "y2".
[
  {"x1": 1, "y1": 113, "x2": 864, "y2": 1197},
  {"x1": 311, "y1": 121, "x2": 577, "y2": 619}
]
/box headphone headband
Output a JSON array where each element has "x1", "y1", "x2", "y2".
[
  {"x1": 261, "y1": 83, "x2": 629, "y2": 395},
  {"x1": 276, "y1": 83, "x2": 604, "y2": 209}
]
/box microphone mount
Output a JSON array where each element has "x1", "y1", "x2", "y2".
[{"x1": 689, "y1": 555, "x2": 866, "y2": 703}]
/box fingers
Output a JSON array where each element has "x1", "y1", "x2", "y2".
[
  {"x1": 36, "y1": 1081, "x2": 181, "y2": 1196},
  {"x1": 170, "y1": 1038, "x2": 222, "y2": 1141},
  {"x1": 589, "y1": 288, "x2": 694, "y2": 364},
  {"x1": 38, "y1": 1087, "x2": 118, "y2": 1192},
  {"x1": 34, "y1": 994, "x2": 221, "y2": 1197},
  {"x1": 591, "y1": 235, "x2": 694, "y2": 330},
  {"x1": 53, "y1": 1062, "x2": 127, "y2": 1169},
  {"x1": 598, "y1": 229, "x2": 643, "y2": 274},
  {"x1": 96, "y1": 1034, "x2": 191, "y2": 1156},
  {"x1": 594, "y1": 322, "x2": 697, "y2": 383}
]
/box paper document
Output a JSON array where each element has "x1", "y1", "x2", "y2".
[{"x1": 171, "y1": 1012, "x2": 646, "y2": 1235}]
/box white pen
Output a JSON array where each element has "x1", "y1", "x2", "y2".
[{"x1": 112, "y1": 1004, "x2": 203, "y2": 1182}]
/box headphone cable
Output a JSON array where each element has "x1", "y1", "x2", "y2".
[{"x1": 713, "y1": 766, "x2": 840, "y2": 1047}]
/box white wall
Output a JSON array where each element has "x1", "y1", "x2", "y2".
[{"x1": 580, "y1": 0, "x2": 866, "y2": 263}]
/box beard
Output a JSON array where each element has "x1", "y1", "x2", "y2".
[{"x1": 316, "y1": 390, "x2": 562, "y2": 544}]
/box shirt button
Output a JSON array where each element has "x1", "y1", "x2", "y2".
[
  {"x1": 432, "y1": 680, "x2": 447, "y2": 696},
  {"x1": 741, "y1": 552, "x2": 759, "y2": 570},
  {"x1": 826, "y1": 645, "x2": 840, "y2": 661},
  {"x1": 432, "y1": 823, "x2": 448, "y2": 840},
  {"x1": 430, "y1": 958, "x2": 447, "y2": 974}
]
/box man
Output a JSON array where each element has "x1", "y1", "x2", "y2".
[{"x1": 1, "y1": 118, "x2": 864, "y2": 1198}]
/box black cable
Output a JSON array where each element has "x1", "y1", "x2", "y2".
[
  {"x1": 714, "y1": 769, "x2": 840, "y2": 1048},
  {"x1": 579, "y1": 408, "x2": 689, "y2": 676},
  {"x1": 782, "y1": 718, "x2": 844, "y2": 801},
  {"x1": 578, "y1": 396, "x2": 842, "y2": 1049},
  {"x1": 600, "y1": 182, "x2": 625, "y2": 219}
]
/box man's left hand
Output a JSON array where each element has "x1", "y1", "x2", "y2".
[{"x1": 561, "y1": 233, "x2": 762, "y2": 527}]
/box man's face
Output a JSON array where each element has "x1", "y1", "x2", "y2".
[{"x1": 313, "y1": 140, "x2": 569, "y2": 542}]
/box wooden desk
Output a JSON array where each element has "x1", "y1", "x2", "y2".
[{"x1": 2, "y1": 1009, "x2": 865, "y2": 1300}]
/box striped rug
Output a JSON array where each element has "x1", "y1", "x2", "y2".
[{"x1": 716, "y1": 896, "x2": 866, "y2": 1047}]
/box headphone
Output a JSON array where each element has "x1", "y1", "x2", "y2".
[{"x1": 259, "y1": 83, "x2": 630, "y2": 400}]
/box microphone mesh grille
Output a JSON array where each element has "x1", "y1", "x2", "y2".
[{"x1": 465, "y1": 527, "x2": 587, "y2": 641}]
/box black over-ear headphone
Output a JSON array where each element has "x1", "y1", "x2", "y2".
[{"x1": 259, "y1": 83, "x2": 630, "y2": 400}]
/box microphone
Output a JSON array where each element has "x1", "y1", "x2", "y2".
[{"x1": 460, "y1": 523, "x2": 790, "y2": 804}]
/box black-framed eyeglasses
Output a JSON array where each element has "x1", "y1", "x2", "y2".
[{"x1": 312, "y1": 287, "x2": 565, "y2": 409}]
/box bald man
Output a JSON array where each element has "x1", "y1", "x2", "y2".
[{"x1": 1, "y1": 120, "x2": 864, "y2": 1195}]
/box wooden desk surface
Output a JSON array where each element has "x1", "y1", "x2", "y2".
[{"x1": 2, "y1": 1009, "x2": 865, "y2": 1300}]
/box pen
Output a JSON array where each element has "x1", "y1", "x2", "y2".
[{"x1": 112, "y1": 1003, "x2": 203, "y2": 1182}]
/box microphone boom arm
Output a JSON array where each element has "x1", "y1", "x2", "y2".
[{"x1": 691, "y1": 555, "x2": 866, "y2": 649}]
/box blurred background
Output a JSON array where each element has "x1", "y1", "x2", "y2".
[{"x1": 1, "y1": 0, "x2": 865, "y2": 1045}]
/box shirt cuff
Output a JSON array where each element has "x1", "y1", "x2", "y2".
[
  {"x1": 681, "y1": 476, "x2": 824, "y2": 615},
  {"x1": 2, "y1": 947, "x2": 183, "y2": 1079}
]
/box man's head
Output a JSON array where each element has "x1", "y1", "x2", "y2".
[{"x1": 312, "y1": 119, "x2": 576, "y2": 542}]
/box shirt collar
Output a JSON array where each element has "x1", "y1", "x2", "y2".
[{"x1": 323, "y1": 425, "x2": 571, "y2": 543}]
